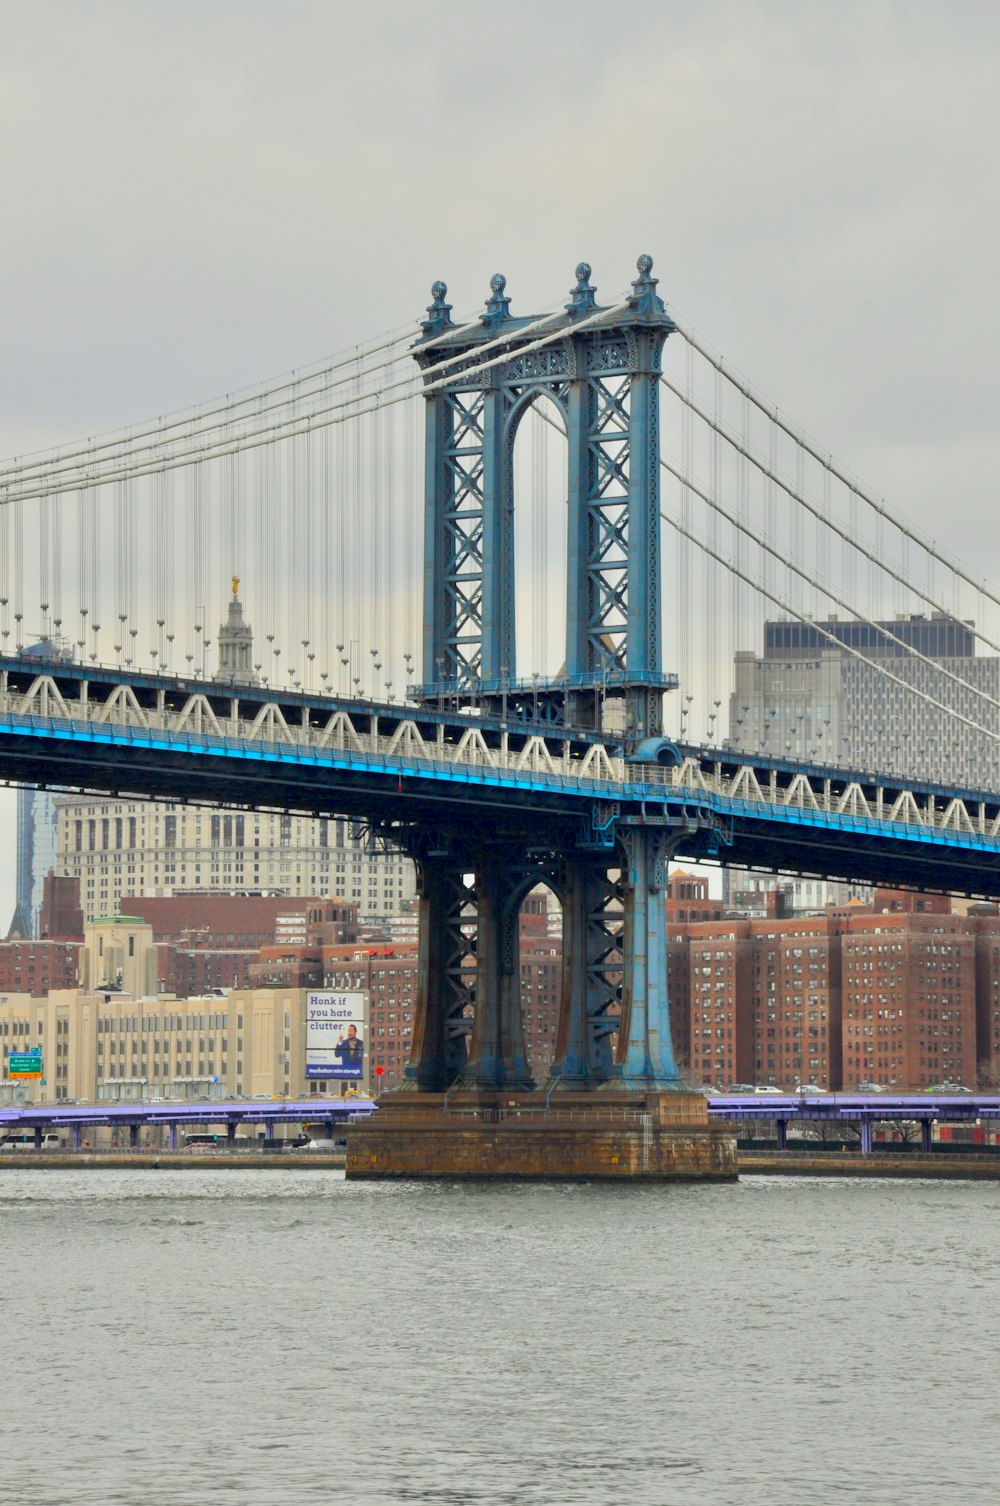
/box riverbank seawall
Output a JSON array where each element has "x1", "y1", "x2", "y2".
[
  {"x1": 739, "y1": 1150, "x2": 1000, "y2": 1179},
  {"x1": 4, "y1": 1148, "x2": 1000, "y2": 1177},
  {"x1": 0, "y1": 1151, "x2": 347, "y2": 1170}
]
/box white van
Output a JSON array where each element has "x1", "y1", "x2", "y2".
[{"x1": 0, "y1": 1132, "x2": 63, "y2": 1151}]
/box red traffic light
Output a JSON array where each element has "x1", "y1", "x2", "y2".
[{"x1": 375, "y1": 1065, "x2": 384, "y2": 1077}]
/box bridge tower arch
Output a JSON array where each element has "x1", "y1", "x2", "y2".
[{"x1": 415, "y1": 257, "x2": 677, "y2": 742}]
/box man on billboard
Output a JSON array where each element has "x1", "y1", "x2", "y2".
[{"x1": 334, "y1": 1022, "x2": 363, "y2": 1072}]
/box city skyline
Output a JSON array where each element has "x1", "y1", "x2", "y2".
[{"x1": 5, "y1": 3, "x2": 1000, "y2": 922}]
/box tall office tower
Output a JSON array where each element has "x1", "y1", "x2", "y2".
[
  {"x1": 725, "y1": 613, "x2": 994, "y2": 909},
  {"x1": 10, "y1": 787, "x2": 58, "y2": 939},
  {"x1": 53, "y1": 588, "x2": 416, "y2": 925},
  {"x1": 729, "y1": 613, "x2": 991, "y2": 785}
]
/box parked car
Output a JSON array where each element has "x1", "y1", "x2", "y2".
[
  {"x1": 729, "y1": 1083, "x2": 757, "y2": 1094},
  {"x1": 855, "y1": 1081, "x2": 886, "y2": 1093},
  {"x1": 797, "y1": 1083, "x2": 824, "y2": 1094},
  {"x1": 753, "y1": 1085, "x2": 784, "y2": 1095}
]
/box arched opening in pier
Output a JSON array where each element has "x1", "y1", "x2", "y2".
[
  {"x1": 516, "y1": 883, "x2": 564, "y2": 1084},
  {"x1": 511, "y1": 394, "x2": 568, "y2": 688}
]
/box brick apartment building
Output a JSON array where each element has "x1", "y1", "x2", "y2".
[
  {"x1": 973, "y1": 906, "x2": 1000, "y2": 1087},
  {"x1": 841, "y1": 903, "x2": 976, "y2": 1090},
  {"x1": 9, "y1": 868, "x2": 1000, "y2": 1097},
  {"x1": 0, "y1": 872, "x2": 84, "y2": 996},
  {"x1": 666, "y1": 873, "x2": 989, "y2": 1090},
  {"x1": 119, "y1": 893, "x2": 359, "y2": 998},
  {"x1": 751, "y1": 914, "x2": 845, "y2": 1089},
  {"x1": 268, "y1": 899, "x2": 564, "y2": 1090}
]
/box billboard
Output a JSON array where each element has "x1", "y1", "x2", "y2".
[
  {"x1": 306, "y1": 992, "x2": 366, "y2": 1079},
  {"x1": 7, "y1": 1049, "x2": 43, "y2": 1079}
]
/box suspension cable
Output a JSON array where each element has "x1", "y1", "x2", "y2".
[
  {"x1": 665, "y1": 510, "x2": 1000, "y2": 752},
  {"x1": 667, "y1": 312, "x2": 1000, "y2": 615},
  {"x1": 1, "y1": 298, "x2": 630, "y2": 504},
  {"x1": 0, "y1": 296, "x2": 595, "y2": 492},
  {"x1": 659, "y1": 367, "x2": 1000, "y2": 665},
  {"x1": 660, "y1": 450, "x2": 1000, "y2": 721},
  {"x1": 532, "y1": 396, "x2": 1000, "y2": 746},
  {"x1": 0, "y1": 325, "x2": 417, "y2": 482}
]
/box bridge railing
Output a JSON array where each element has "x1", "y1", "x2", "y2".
[{"x1": 3, "y1": 673, "x2": 1000, "y2": 846}]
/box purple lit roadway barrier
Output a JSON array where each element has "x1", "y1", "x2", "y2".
[
  {"x1": 0, "y1": 1098, "x2": 376, "y2": 1150},
  {"x1": 707, "y1": 1093, "x2": 1000, "y2": 1152}
]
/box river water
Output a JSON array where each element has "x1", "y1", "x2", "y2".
[{"x1": 1, "y1": 1169, "x2": 998, "y2": 1506}]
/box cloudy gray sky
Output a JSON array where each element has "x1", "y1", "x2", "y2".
[{"x1": 2, "y1": 0, "x2": 1000, "y2": 922}]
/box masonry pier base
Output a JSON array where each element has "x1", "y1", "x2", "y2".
[{"x1": 346, "y1": 1089, "x2": 738, "y2": 1181}]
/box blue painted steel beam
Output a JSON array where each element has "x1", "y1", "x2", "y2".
[{"x1": 5, "y1": 711, "x2": 1000, "y2": 897}]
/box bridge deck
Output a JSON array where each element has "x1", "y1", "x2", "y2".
[{"x1": 3, "y1": 654, "x2": 1000, "y2": 895}]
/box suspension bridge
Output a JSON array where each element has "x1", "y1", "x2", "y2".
[{"x1": 2, "y1": 254, "x2": 999, "y2": 1177}]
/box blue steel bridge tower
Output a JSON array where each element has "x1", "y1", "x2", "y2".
[
  {"x1": 415, "y1": 255, "x2": 675, "y2": 743},
  {"x1": 392, "y1": 259, "x2": 699, "y2": 1103}
]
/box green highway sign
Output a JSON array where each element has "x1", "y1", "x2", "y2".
[{"x1": 8, "y1": 1052, "x2": 43, "y2": 1078}]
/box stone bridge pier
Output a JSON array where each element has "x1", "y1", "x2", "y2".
[{"x1": 348, "y1": 823, "x2": 736, "y2": 1181}]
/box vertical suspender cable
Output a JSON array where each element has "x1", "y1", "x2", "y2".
[{"x1": 13, "y1": 496, "x2": 23, "y2": 649}]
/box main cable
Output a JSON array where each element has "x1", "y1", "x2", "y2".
[
  {"x1": 531, "y1": 396, "x2": 1000, "y2": 748},
  {"x1": 0, "y1": 325, "x2": 416, "y2": 482},
  {"x1": 1, "y1": 298, "x2": 631, "y2": 504},
  {"x1": 0, "y1": 297, "x2": 604, "y2": 499},
  {"x1": 659, "y1": 366, "x2": 1000, "y2": 664},
  {"x1": 666, "y1": 312, "x2": 1000, "y2": 624}
]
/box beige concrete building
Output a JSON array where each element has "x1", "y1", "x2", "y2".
[
  {"x1": 51, "y1": 587, "x2": 416, "y2": 927},
  {"x1": 1, "y1": 919, "x2": 370, "y2": 1104},
  {"x1": 79, "y1": 915, "x2": 159, "y2": 997},
  {"x1": 1, "y1": 983, "x2": 371, "y2": 1105},
  {"x1": 729, "y1": 614, "x2": 994, "y2": 789},
  {"x1": 55, "y1": 799, "x2": 416, "y2": 927}
]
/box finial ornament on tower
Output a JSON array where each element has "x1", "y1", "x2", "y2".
[
  {"x1": 481, "y1": 272, "x2": 512, "y2": 327},
  {"x1": 421, "y1": 281, "x2": 454, "y2": 337},
  {"x1": 566, "y1": 261, "x2": 597, "y2": 317},
  {"x1": 232, "y1": 574, "x2": 240, "y2": 600},
  {"x1": 629, "y1": 253, "x2": 665, "y2": 317}
]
